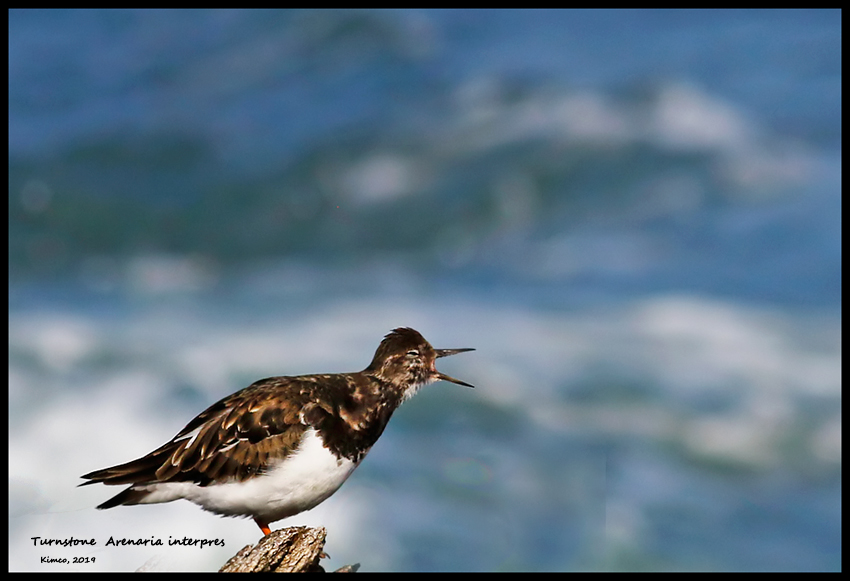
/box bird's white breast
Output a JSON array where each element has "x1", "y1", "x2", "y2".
[{"x1": 138, "y1": 428, "x2": 362, "y2": 524}]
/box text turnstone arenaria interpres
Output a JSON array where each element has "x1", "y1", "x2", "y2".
[{"x1": 80, "y1": 327, "x2": 474, "y2": 536}]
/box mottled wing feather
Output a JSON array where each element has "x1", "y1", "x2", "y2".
[{"x1": 81, "y1": 376, "x2": 329, "y2": 487}]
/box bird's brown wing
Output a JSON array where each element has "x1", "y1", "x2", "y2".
[{"x1": 80, "y1": 375, "x2": 349, "y2": 488}]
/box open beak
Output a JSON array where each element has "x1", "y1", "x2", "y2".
[{"x1": 435, "y1": 348, "x2": 475, "y2": 388}]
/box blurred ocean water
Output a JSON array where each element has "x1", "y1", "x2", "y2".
[{"x1": 9, "y1": 9, "x2": 840, "y2": 571}]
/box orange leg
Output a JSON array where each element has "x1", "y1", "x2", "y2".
[{"x1": 254, "y1": 518, "x2": 272, "y2": 536}]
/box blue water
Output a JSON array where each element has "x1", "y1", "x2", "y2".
[{"x1": 9, "y1": 9, "x2": 841, "y2": 572}]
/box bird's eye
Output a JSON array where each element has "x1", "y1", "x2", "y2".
[{"x1": 406, "y1": 349, "x2": 419, "y2": 358}]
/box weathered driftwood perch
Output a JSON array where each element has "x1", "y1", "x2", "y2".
[{"x1": 219, "y1": 526, "x2": 359, "y2": 572}]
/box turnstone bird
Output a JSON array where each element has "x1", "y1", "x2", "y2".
[{"x1": 80, "y1": 327, "x2": 474, "y2": 536}]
